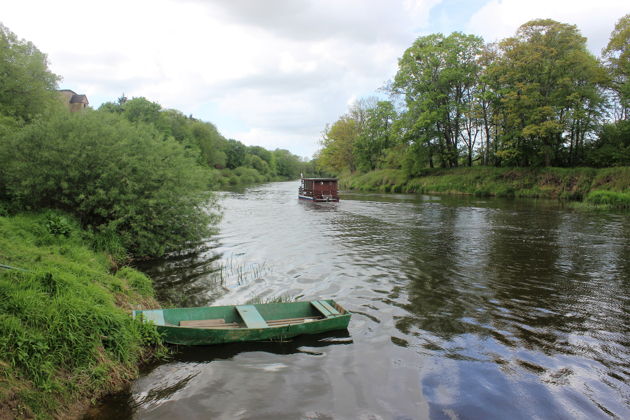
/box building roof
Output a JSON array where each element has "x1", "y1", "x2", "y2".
[
  {"x1": 302, "y1": 178, "x2": 338, "y2": 181},
  {"x1": 69, "y1": 94, "x2": 88, "y2": 104}
]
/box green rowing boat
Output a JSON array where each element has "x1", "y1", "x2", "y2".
[{"x1": 133, "y1": 300, "x2": 351, "y2": 345}]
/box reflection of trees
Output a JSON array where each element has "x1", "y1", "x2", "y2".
[
  {"x1": 483, "y1": 208, "x2": 630, "y2": 359},
  {"x1": 135, "y1": 240, "x2": 228, "y2": 307},
  {"x1": 383, "y1": 197, "x2": 630, "y2": 366},
  {"x1": 395, "y1": 202, "x2": 495, "y2": 343}
]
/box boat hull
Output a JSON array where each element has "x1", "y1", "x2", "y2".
[
  {"x1": 134, "y1": 300, "x2": 351, "y2": 346},
  {"x1": 298, "y1": 195, "x2": 339, "y2": 202}
]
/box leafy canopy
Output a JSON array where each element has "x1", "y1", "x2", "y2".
[
  {"x1": 0, "y1": 24, "x2": 61, "y2": 123},
  {"x1": 0, "y1": 110, "x2": 217, "y2": 257}
]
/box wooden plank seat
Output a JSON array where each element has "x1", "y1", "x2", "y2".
[
  {"x1": 318, "y1": 300, "x2": 341, "y2": 315},
  {"x1": 236, "y1": 305, "x2": 268, "y2": 328},
  {"x1": 311, "y1": 300, "x2": 341, "y2": 318}
]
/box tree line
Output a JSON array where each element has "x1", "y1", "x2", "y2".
[
  {"x1": 317, "y1": 16, "x2": 630, "y2": 176},
  {"x1": 98, "y1": 95, "x2": 310, "y2": 183},
  {"x1": 0, "y1": 23, "x2": 308, "y2": 257}
]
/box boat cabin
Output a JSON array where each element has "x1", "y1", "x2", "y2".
[{"x1": 299, "y1": 178, "x2": 339, "y2": 202}]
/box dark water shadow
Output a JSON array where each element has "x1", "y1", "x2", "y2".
[{"x1": 169, "y1": 329, "x2": 353, "y2": 364}]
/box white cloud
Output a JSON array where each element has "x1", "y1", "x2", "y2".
[{"x1": 466, "y1": 0, "x2": 628, "y2": 54}]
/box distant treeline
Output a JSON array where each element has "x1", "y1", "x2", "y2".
[
  {"x1": 317, "y1": 16, "x2": 630, "y2": 176},
  {"x1": 0, "y1": 23, "x2": 313, "y2": 258},
  {"x1": 98, "y1": 95, "x2": 316, "y2": 187}
]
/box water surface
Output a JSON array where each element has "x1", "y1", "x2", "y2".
[{"x1": 87, "y1": 181, "x2": 630, "y2": 419}]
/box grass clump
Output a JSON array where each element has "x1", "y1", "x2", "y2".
[
  {"x1": 0, "y1": 212, "x2": 164, "y2": 419},
  {"x1": 585, "y1": 190, "x2": 630, "y2": 209}
]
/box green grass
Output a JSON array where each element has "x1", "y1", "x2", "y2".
[
  {"x1": 340, "y1": 166, "x2": 630, "y2": 210},
  {"x1": 0, "y1": 211, "x2": 164, "y2": 419},
  {"x1": 584, "y1": 190, "x2": 630, "y2": 209}
]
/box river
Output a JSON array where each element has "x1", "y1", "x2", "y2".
[{"x1": 86, "y1": 181, "x2": 630, "y2": 419}]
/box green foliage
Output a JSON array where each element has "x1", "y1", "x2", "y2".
[
  {"x1": 584, "y1": 120, "x2": 630, "y2": 167},
  {"x1": 95, "y1": 94, "x2": 308, "y2": 186},
  {"x1": 0, "y1": 110, "x2": 218, "y2": 257},
  {"x1": 354, "y1": 101, "x2": 397, "y2": 171},
  {"x1": 115, "y1": 267, "x2": 154, "y2": 298},
  {"x1": 44, "y1": 211, "x2": 75, "y2": 237},
  {"x1": 585, "y1": 190, "x2": 630, "y2": 209},
  {"x1": 0, "y1": 212, "x2": 164, "y2": 418},
  {"x1": 491, "y1": 19, "x2": 605, "y2": 167},
  {"x1": 392, "y1": 32, "x2": 484, "y2": 169},
  {"x1": 0, "y1": 24, "x2": 61, "y2": 123},
  {"x1": 316, "y1": 16, "x2": 624, "y2": 175},
  {"x1": 272, "y1": 148, "x2": 303, "y2": 179},
  {"x1": 319, "y1": 115, "x2": 360, "y2": 173},
  {"x1": 225, "y1": 139, "x2": 247, "y2": 169},
  {"x1": 339, "y1": 169, "x2": 407, "y2": 192},
  {"x1": 602, "y1": 14, "x2": 630, "y2": 119},
  {"x1": 121, "y1": 97, "x2": 161, "y2": 124}
]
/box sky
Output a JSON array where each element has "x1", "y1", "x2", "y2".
[{"x1": 1, "y1": 0, "x2": 628, "y2": 158}]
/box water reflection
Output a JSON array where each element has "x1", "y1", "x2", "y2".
[{"x1": 91, "y1": 182, "x2": 629, "y2": 419}]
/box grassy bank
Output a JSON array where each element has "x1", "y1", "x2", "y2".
[
  {"x1": 0, "y1": 211, "x2": 164, "y2": 419},
  {"x1": 340, "y1": 167, "x2": 630, "y2": 209}
]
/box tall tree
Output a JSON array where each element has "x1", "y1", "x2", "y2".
[
  {"x1": 318, "y1": 116, "x2": 360, "y2": 173},
  {"x1": 491, "y1": 19, "x2": 605, "y2": 166},
  {"x1": 392, "y1": 32, "x2": 484, "y2": 168},
  {"x1": 602, "y1": 14, "x2": 630, "y2": 120},
  {"x1": 0, "y1": 24, "x2": 60, "y2": 122},
  {"x1": 354, "y1": 100, "x2": 397, "y2": 171}
]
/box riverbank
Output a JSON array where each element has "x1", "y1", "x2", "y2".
[
  {"x1": 339, "y1": 167, "x2": 630, "y2": 209},
  {"x1": 0, "y1": 211, "x2": 164, "y2": 419}
]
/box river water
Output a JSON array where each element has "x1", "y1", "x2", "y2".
[{"x1": 87, "y1": 181, "x2": 630, "y2": 420}]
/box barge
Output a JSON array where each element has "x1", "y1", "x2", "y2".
[{"x1": 299, "y1": 177, "x2": 339, "y2": 202}]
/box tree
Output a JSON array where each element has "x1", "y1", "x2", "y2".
[
  {"x1": 225, "y1": 139, "x2": 247, "y2": 169},
  {"x1": 121, "y1": 97, "x2": 162, "y2": 125},
  {"x1": 392, "y1": 32, "x2": 484, "y2": 168},
  {"x1": 0, "y1": 24, "x2": 60, "y2": 122},
  {"x1": 272, "y1": 149, "x2": 302, "y2": 179},
  {"x1": 491, "y1": 19, "x2": 605, "y2": 166},
  {"x1": 354, "y1": 100, "x2": 397, "y2": 171},
  {"x1": 189, "y1": 119, "x2": 227, "y2": 168},
  {"x1": 318, "y1": 116, "x2": 360, "y2": 173},
  {"x1": 602, "y1": 14, "x2": 630, "y2": 120},
  {"x1": 584, "y1": 119, "x2": 630, "y2": 167}
]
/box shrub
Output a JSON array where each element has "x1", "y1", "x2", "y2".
[{"x1": 0, "y1": 110, "x2": 219, "y2": 257}]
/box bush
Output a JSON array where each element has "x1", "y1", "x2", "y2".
[{"x1": 0, "y1": 110, "x2": 219, "y2": 257}]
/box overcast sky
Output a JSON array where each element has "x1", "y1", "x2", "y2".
[{"x1": 1, "y1": 0, "x2": 627, "y2": 158}]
